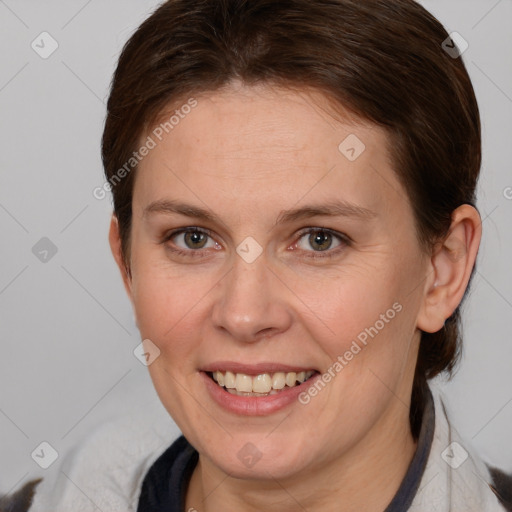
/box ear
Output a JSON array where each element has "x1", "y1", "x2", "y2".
[
  {"x1": 417, "y1": 204, "x2": 482, "y2": 333},
  {"x1": 108, "y1": 214, "x2": 133, "y2": 300}
]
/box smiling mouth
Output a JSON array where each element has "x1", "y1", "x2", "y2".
[{"x1": 207, "y1": 370, "x2": 318, "y2": 396}]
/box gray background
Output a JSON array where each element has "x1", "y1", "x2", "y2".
[{"x1": 0, "y1": 0, "x2": 511, "y2": 496}]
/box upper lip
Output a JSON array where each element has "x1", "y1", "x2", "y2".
[{"x1": 200, "y1": 362, "x2": 318, "y2": 375}]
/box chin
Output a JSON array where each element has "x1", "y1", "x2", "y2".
[{"x1": 201, "y1": 432, "x2": 314, "y2": 480}]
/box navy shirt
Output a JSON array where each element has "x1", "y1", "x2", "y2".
[{"x1": 137, "y1": 389, "x2": 435, "y2": 512}]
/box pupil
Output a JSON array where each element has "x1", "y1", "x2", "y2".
[
  {"x1": 310, "y1": 231, "x2": 331, "y2": 251},
  {"x1": 186, "y1": 231, "x2": 207, "y2": 248}
]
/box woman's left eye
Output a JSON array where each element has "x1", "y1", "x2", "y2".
[{"x1": 293, "y1": 228, "x2": 349, "y2": 256}]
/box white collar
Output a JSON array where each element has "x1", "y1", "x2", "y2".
[{"x1": 410, "y1": 381, "x2": 507, "y2": 511}]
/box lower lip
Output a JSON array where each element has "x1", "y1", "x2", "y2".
[{"x1": 201, "y1": 371, "x2": 320, "y2": 416}]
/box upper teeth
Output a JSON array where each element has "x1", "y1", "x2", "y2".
[{"x1": 212, "y1": 370, "x2": 315, "y2": 393}]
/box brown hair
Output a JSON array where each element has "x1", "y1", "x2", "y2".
[{"x1": 102, "y1": 0, "x2": 481, "y2": 438}]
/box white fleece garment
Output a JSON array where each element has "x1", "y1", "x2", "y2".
[{"x1": 30, "y1": 382, "x2": 508, "y2": 511}]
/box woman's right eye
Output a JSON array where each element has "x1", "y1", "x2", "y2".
[
  {"x1": 173, "y1": 229, "x2": 212, "y2": 249},
  {"x1": 163, "y1": 227, "x2": 222, "y2": 257}
]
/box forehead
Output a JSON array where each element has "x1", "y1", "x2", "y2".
[{"x1": 133, "y1": 84, "x2": 405, "y2": 222}]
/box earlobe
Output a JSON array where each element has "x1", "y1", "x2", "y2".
[
  {"x1": 108, "y1": 214, "x2": 133, "y2": 298},
  {"x1": 417, "y1": 205, "x2": 482, "y2": 334}
]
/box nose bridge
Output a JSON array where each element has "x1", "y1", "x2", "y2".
[{"x1": 211, "y1": 252, "x2": 291, "y2": 342}]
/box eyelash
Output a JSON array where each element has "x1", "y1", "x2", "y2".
[{"x1": 161, "y1": 227, "x2": 351, "y2": 260}]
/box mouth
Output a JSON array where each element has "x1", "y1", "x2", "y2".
[{"x1": 206, "y1": 369, "x2": 318, "y2": 397}]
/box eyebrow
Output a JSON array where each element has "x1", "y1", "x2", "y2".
[
  {"x1": 275, "y1": 201, "x2": 378, "y2": 224},
  {"x1": 143, "y1": 199, "x2": 378, "y2": 225},
  {"x1": 144, "y1": 200, "x2": 216, "y2": 221}
]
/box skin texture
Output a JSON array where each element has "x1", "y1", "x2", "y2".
[{"x1": 109, "y1": 83, "x2": 481, "y2": 512}]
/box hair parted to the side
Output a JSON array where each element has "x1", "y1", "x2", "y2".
[{"x1": 102, "y1": 0, "x2": 481, "y2": 439}]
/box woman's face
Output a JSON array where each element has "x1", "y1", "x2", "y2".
[{"x1": 122, "y1": 84, "x2": 430, "y2": 479}]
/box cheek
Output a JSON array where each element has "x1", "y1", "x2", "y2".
[
  {"x1": 130, "y1": 261, "x2": 215, "y2": 360},
  {"x1": 290, "y1": 264, "x2": 402, "y2": 346},
  {"x1": 288, "y1": 260, "x2": 418, "y2": 399}
]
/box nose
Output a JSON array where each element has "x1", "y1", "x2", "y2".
[{"x1": 211, "y1": 254, "x2": 293, "y2": 343}]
